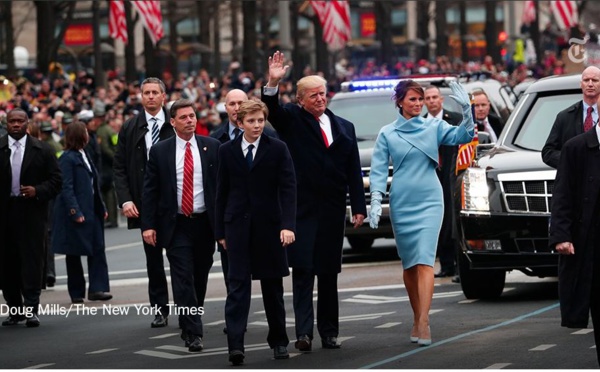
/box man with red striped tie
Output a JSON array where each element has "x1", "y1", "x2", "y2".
[{"x1": 141, "y1": 99, "x2": 220, "y2": 352}]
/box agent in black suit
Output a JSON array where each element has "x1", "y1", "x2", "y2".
[
  {"x1": 549, "y1": 126, "x2": 600, "y2": 366},
  {"x1": 262, "y1": 51, "x2": 367, "y2": 351},
  {"x1": 141, "y1": 99, "x2": 220, "y2": 352},
  {"x1": 215, "y1": 100, "x2": 296, "y2": 366},
  {"x1": 542, "y1": 66, "x2": 600, "y2": 169},
  {"x1": 472, "y1": 90, "x2": 504, "y2": 144},
  {"x1": 0, "y1": 108, "x2": 62, "y2": 327},
  {"x1": 113, "y1": 77, "x2": 174, "y2": 328},
  {"x1": 423, "y1": 86, "x2": 463, "y2": 279}
]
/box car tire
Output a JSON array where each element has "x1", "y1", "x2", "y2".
[
  {"x1": 347, "y1": 236, "x2": 374, "y2": 251},
  {"x1": 457, "y1": 251, "x2": 506, "y2": 299}
]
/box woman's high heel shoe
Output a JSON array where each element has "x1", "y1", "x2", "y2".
[
  {"x1": 410, "y1": 325, "x2": 418, "y2": 343},
  {"x1": 417, "y1": 326, "x2": 431, "y2": 346}
]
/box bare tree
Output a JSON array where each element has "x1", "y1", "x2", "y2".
[
  {"x1": 34, "y1": 1, "x2": 76, "y2": 74},
  {"x1": 124, "y1": 0, "x2": 137, "y2": 82},
  {"x1": 416, "y1": 1, "x2": 430, "y2": 61},
  {"x1": 459, "y1": 1, "x2": 468, "y2": 62},
  {"x1": 242, "y1": 1, "x2": 257, "y2": 72},
  {"x1": 231, "y1": 1, "x2": 240, "y2": 62},
  {"x1": 213, "y1": 3, "x2": 221, "y2": 76},
  {"x1": 1, "y1": 1, "x2": 16, "y2": 78},
  {"x1": 92, "y1": 1, "x2": 104, "y2": 88},
  {"x1": 260, "y1": 0, "x2": 273, "y2": 76},
  {"x1": 434, "y1": 2, "x2": 449, "y2": 57},
  {"x1": 374, "y1": 1, "x2": 393, "y2": 66},
  {"x1": 197, "y1": 1, "x2": 212, "y2": 71}
]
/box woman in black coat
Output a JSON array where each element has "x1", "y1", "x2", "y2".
[{"x1": 52, "y1": 122, "x2": 112, "y2": 304}]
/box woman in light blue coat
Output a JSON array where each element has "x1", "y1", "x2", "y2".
[{"x1": 369, "y1": 80, "x2": 474, "y2": 346}]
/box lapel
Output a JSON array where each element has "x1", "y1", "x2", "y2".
[
  {"x1": 574, "y1": 101, "x2": 585, "y2": 136},
  {"x1": 325, "y1": 110, "x2": 345, "y2": 149},
  {"x1": 229, "y1": 135, "x2": 247, "y2": 170},
  {"x1": 134, "y1": 112, "x2": 149, "y2": 147},
  {"x1": 21, "y1": 136, "x2": 39, "y2": 174},
  {"x1": 252, "y1": 135, "x2": 270, "y2": 169},
  {"x1": 165, "y1": 137, "x2": 177, "y2": 196},
  {"x1": 75, "y1": 150, "x2": 93, "y2": 176},
  {"x1": 301, "y1": 108, "x2": 327, "y2": 146},
  {"x1": 195, "y1": 135, "x2": 210, "y2": 182},
  {"x1": 0, "y1": 135, "x2": 11, "y2": 185}
]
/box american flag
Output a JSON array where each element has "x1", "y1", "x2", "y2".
[
  {"x1": 521, "y1": 1, "x2": 536, "y2": 26},
  {"x1": 550, "y1": 0, "x2": 578, "y2": 31},
  {"x1": 310, "y1": 1, "x2": 352, "y2": 51},
  {"x1": 131, "y1": 1, "x2": 164, "y2": 46},
  {"x1": 109, "y1": 0, "x2": 127, "y2": 44},
  {"x1": 456, "y1": 127, "x2": 479, "y2": 174}
]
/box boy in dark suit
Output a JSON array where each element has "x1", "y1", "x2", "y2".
[{"x1": 215, "y1": 100, "x2": 296, "y2": 366}]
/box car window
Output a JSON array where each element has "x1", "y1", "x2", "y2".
[
  {"x1": 513, "y1": 93, "x2": 581, "y2": 151},
  {"x1": 328, "y1": 96, "x2": 398, "y2": 137}
]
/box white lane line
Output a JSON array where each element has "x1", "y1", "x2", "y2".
[
  {"x1": 429, "y1": 309, "x2": 444, "y2": 315},
  {"x1": 23, "y1": 364, "x2": 56, "y2": 369},
  {"x1": 572, "y1": 329, "x2": 593, "y2": 335},
  {"x1": 529, "y1": 344, "x2": 555, "y2": 351},
  {"x1": 458, "y1": 299, "x2": 478, "y2": 304},
  {"x1": 86, "y1": 348, "x2": 118, "y2": 354},
  {"x1": 204, "y1": 319, "x2": 226, "y2": 326},
  {"x1": 344, "y1": 291, "x2": 461, "y2": 304},
  {"x1": 149, "y1": 333, "x2": 180, "y2": 339},
  {"x1": 485, "y1": 363, "x2": 511, "y2": 369},
  {"x1": 136, "y1": 343, "x2": 271, "y2": 359},
  {"x1": 375, "y1": 322, "x2": 402, "y2": 329}
]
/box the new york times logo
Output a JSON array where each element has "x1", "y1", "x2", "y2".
[{"x1": 568, "y1": 36, "x2": 588, "y2": 64}]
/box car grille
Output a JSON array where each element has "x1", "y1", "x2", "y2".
[
  {"x1": 347, "y1": 166, "x2": 393, "y2": 204},
  {"x1": 501, "y1": 180, "x2": 554, "y2": 214}
]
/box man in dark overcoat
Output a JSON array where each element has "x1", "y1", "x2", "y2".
[
  {"x1": 262, "y1": 51, "x2": 366, "y2": 351},
  {"x1": 215, "y1": 100, "x2": 296, "y2": 365},
  {"x1": 0, "y1": 108, "x2": 62, "y2": 327},
  {"x1": 423, "y1": 85, "x2": 463, "y2": 279},
  {"x1": 141, "y1": 99, "x2": 220, "y2": 352},
  {"x1": 549, "y1": 126, "x2": 600, "y2": 366},
  {"x1": 113, "y1": 77, "x2": 174, "y2": 328},
  {"x1": 542, "y1": 66, "x2": 600, "y2": 169}
]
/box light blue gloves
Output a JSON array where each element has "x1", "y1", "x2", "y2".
[
  {"x1": 369, "y1": 191, "x2": 383, "y2": 229},
  {"x1": 449, "y1": 81, "x2": 474, "y2": 132},
  {"x1": 449, "y1": 81, "x2": 471, "y2": 109}
]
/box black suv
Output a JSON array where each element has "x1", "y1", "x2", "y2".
[
  {"x1": 328, "y1": 76, "x2": 462, "y2": 250},
  {"x1": 457, "y1": 73, "x2": 582, "y2": 299}
]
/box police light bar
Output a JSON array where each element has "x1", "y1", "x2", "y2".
[{"x1": 341, "y1": 75, "x2": 458, "y2": 93}]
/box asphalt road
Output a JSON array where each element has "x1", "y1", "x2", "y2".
[{"x1": 0, "y1": 226, "x2": 596, "y2": 369}]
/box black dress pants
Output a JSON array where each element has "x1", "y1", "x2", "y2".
[
  {"x1": 292, "y1": 267, "x2": 339, "y2": 340},
  {"x1": 141, "y1": 233, "x2": 169, "y2": 317}
]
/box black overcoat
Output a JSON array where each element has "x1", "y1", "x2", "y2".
[
  {"x1": 549, "y1": 129, "x2": 600, "y2": 328},
  {"x1": 0, "y1": 135, "x2": 62, "y2": 289},
  {"x1": 113, "y1": 107, "x2": 174, "y2": 229},
  {"x1": 542, "y1": 100, "x2": 585, "y2": 169},
  {"x1": 261, "y1": 92, "x2": 366, "y2": 274},
  {"x1": 215, "y1": 135, "x2": 296, "y2": 280}
]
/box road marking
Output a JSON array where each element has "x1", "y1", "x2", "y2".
[
  {"x1": 429, "y1": 309, "x2": 444, "y2": 315},
  {"x1": 375, "y1": 322, "x2": 402, "y2": 329},
  {"x1": 23, "y1": 364, "x2": 56, "y2": 369},
  {"x1": 485, "y1": 363, "x2": 511, "y2": 369},
  {"x1": 86, "y1": 348, "x2": 119, "y2": 354},
  {"x1": 529, "y1": 344, "x2": 555, "y2": 351},
  {"x1": 149, "y1": 333, "x2": 180, "y2": 339},
  {"x1": 458, "y1": 299, "x2": 478, "y2": 304},
  {"x1": 359, "y1": 302, "x2": 560, "y2": 369},
  {"x1": 572, "y1": 329, "x2": 593, "y2": 335},
  {"x1": 343, "y1": 291, "x2": 462, "y2": 304},
  {"x1": 136, "y1": 342, "x2": 270, "y2": 359},
  {"x1": 204, "y1": 320, "x2": 226, "y2": 326}
]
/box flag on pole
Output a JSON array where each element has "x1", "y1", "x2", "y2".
[
  {"x1": 521, "y1": 1, "x2": 536, "y2": 26},
  {"x1": 109, "y1": 0, "x2": 127, "y2": 44},
  {"x1": 131, "y1": 0, "x2": 164, "y2": 46},
  {"x1": 310, "y1": 1, "x2": 352, "y2": 51},
  {"x1": 550, "y1": 0, "x2": 578, "y2": 31},
  {"x1": 456, "y1": 126, "x2": 479, "y2": 174}
]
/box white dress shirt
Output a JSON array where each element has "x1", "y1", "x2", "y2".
[
  {"x1": 241, "y1": 135, "x2": 261, "y2": 160},
  {"x1": 316, "y1": 113, "x2": 333, "y2": 146},
  {"x1": 175, "y1": 135, "x2": 205, "y2": 214}
]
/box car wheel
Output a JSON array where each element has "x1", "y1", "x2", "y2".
[
  {"x1": 457, "y1": 251, "x2": 506, "y2": 299},
  {"x1": 347, "y1": 236, "x2": 374, "y2": 251}
]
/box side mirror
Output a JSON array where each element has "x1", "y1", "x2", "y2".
[{"x1": 476, "y1": 143, "x2": 495, "y2": 159}]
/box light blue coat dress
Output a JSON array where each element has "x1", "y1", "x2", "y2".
[{"x1": 370, "y1": 114, "x2": 474, "y2": 269}]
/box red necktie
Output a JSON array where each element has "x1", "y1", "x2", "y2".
[
  {"x1": 181, "y1": 142, "x2": 194, "y2": 216},
  {"x1": 584, "y1": 106, "x2": 594, "y2": 132},
  {"x1": 316, "y1": 116, "x2": 330, "y2": 148}
]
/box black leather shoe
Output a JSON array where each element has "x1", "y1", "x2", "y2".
[
  {"x1": 151, "y1": 314, "x2": 168, "y2": 328},
  {"x1": 295, "y1": 335, "x2": 312, "y2": 351},
  {"x1": 273, "y1": 345, "x2": 289, "y2": 359},
  {"x1": 451, "y1": 275, "x2": 461, "y2": 283},
  {"x1": 26, "y1": 314, "x2": 40, "y2": 328},
  {"x1": 88, "y1": 292, "x2": 113, "y2": 301},
  {"x1": 188, "y1": 335, "x2": 203, "y2": 352},
  {"x1": 321, "y1": 336, "x2": 341, "y2": 349},
  {"x1": 229, "y1": 350, "x2": 245, "y2": 366},
  {"x1": 71, "y1": 297, "x2": 84, "y2": 304},
  {"x1": 434, "y1": 270, "x2": 455, "y2": 278},
  {"x1": 2, "y1": 315, "x2": 26, "y2": 326},
  {"x1": 46, "y1": 276, "x2": 55, "y2": 288}
]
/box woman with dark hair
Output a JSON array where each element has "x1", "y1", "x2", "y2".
[
  {"x1": 368, "y1": 80, "x2": 474, "y2": 346},
  {"x1": 52, "y1": 121, "x2": 112, "y2": 303}
]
